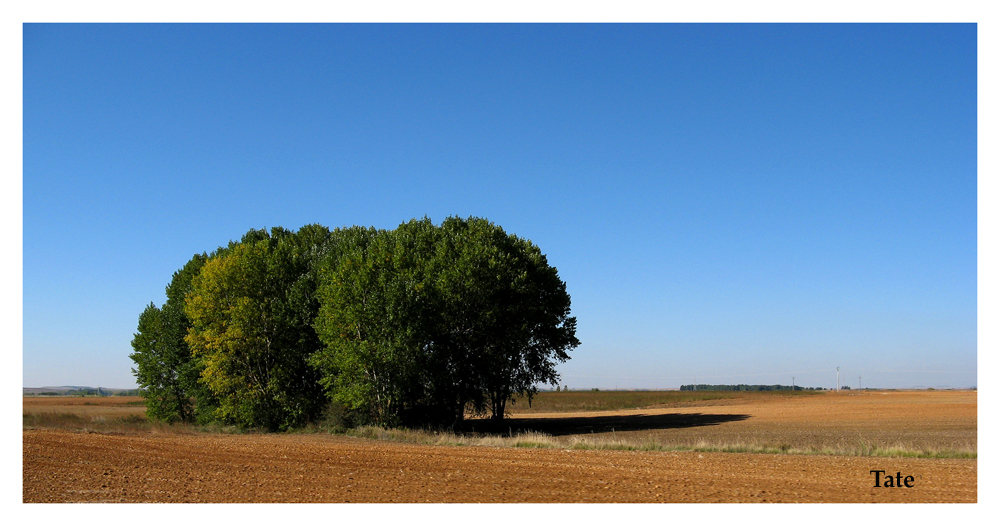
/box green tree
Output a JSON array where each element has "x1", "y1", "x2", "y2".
[
  {"x1": 310, "y1": 225, "x2": 430, "y2": 426},
  {"x1": 311, "y1": 217, "x2": 579, "y2": 427},
  {"x1": 432, "y1": 217, "x2": 579, "y2": 421},
  {"x1": 130, "y1": 303, "x2": 178, "y2": 420},
  {"x1": 184, "y1": 226, "x2": 330, "y2": 430},
  {"x1": 130, "y1": 253, "x2": 212, "y2": 423}
]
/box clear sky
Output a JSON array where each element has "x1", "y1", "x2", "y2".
[{"x1": 22, "y1": 23, "x2": 977, "y2": 390}]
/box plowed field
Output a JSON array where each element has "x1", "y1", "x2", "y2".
[
  {"x1": 23, "y1": 429, "x2": 975, "y2": 503},
  {"x1": 23, "y1": 390, "x2": 976, "y2": 503}
]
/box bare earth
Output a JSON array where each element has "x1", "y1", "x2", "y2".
[{"x1": 23, "y1": 391, "x2": 976, "y2": 503}]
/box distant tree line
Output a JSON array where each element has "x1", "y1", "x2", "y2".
[
  {"x1": 25, "y1": 388, "x2": 144, "y2": 397},
  {"x1": 679, "y1": 384, "x2": 825, "y2": 391},
  {"x1": 130, "y1": 217, "x2": 579, "y2": 431}
]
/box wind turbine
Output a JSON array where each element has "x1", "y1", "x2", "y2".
[
  {"x1": 836, "y1": 366, "x2": 840, "y2": 391},
  {"x1": 859, "y1": 375, "x2": 862, "y2": 390}
]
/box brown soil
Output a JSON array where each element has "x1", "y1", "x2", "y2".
[{"x1": 23, "y1": 428, "x2": 975, "y2": 503}]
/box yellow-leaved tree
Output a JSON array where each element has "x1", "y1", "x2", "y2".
[{"x1": 184, "y1": 227, "x2": 328, "y2": 430}]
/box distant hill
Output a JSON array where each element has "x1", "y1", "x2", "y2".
[{"x1": 23, "y1": 386, "x2": 141, "y2": 396}]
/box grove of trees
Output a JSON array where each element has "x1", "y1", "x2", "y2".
[{"x1": 130, "y1": 217, "x2": 579, "y2": 431}]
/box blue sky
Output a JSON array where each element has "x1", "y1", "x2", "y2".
[{"x1": 22, "y1": 23, "x2": 977, "y2": 389}]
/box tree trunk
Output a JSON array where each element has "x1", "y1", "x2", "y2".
[{"x1": 490, "y1": 392, "x2": 507, "y2": 422}]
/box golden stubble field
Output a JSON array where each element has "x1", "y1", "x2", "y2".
[
  {"x1": 499, "y1": 389, "x2": 977, "y2": 455},
  {"x1": 23, "y1": 390, "x2": 976, "y2": 503},
  {"x1": 23, "y1": 395, "x2": 146, "y2": 417}
]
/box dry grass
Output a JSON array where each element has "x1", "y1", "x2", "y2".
[
  {"x1": 22, "y1": 411, "x2": 258, "y2": 436},
  {"x1": 22, "y1": 412, "x2": 177, "y2": 435},
  {"x1": 337, "y1": 424, "x2": 974, "y2": 458},
  {"x1": 22, "y1": 398, "x2": 247, "y2": 435},
  {"x1": 22, "y1": 396, "x2": 148, "y2": 418}
]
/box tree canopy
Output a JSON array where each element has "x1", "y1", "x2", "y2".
[
  {"x1": 130, "y1": 217, "x2": 579, "y2": 430},
  {"x1": 184, "y1": 227, "x2": 329, "y2": 431},
  {"x1": 130, "y1": 253, "x2": 214, "y2": 423},
  {"x1": 310, "y1": 217, "x2": 578, "y2": 427}
]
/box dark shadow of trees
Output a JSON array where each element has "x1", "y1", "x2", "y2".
[{"x1": 458, "y1": 412, "x2": 750, "y2": 437}]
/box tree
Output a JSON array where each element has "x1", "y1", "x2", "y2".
[
  {"x1": 130, "y1": 253, "x2": 212, "y2": 423},
  {"x1": 130, "y1": 303, "x2": 177, "y2": 420},
  {"x1": 184, "y1": 226, "x2": 330, "y2": 430},
  {"x1": 311, "y1": 217, "x2": 579, "y2": 427},
  {"x1": 432, "y1": 217, "x2": 579, "y2": 421},
  {"x1": 310, "y1": 225, "x2": 431, "y2": 427},
  {"x1": 134, "y1": 217, "x2": 578, "y2": 431}
]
